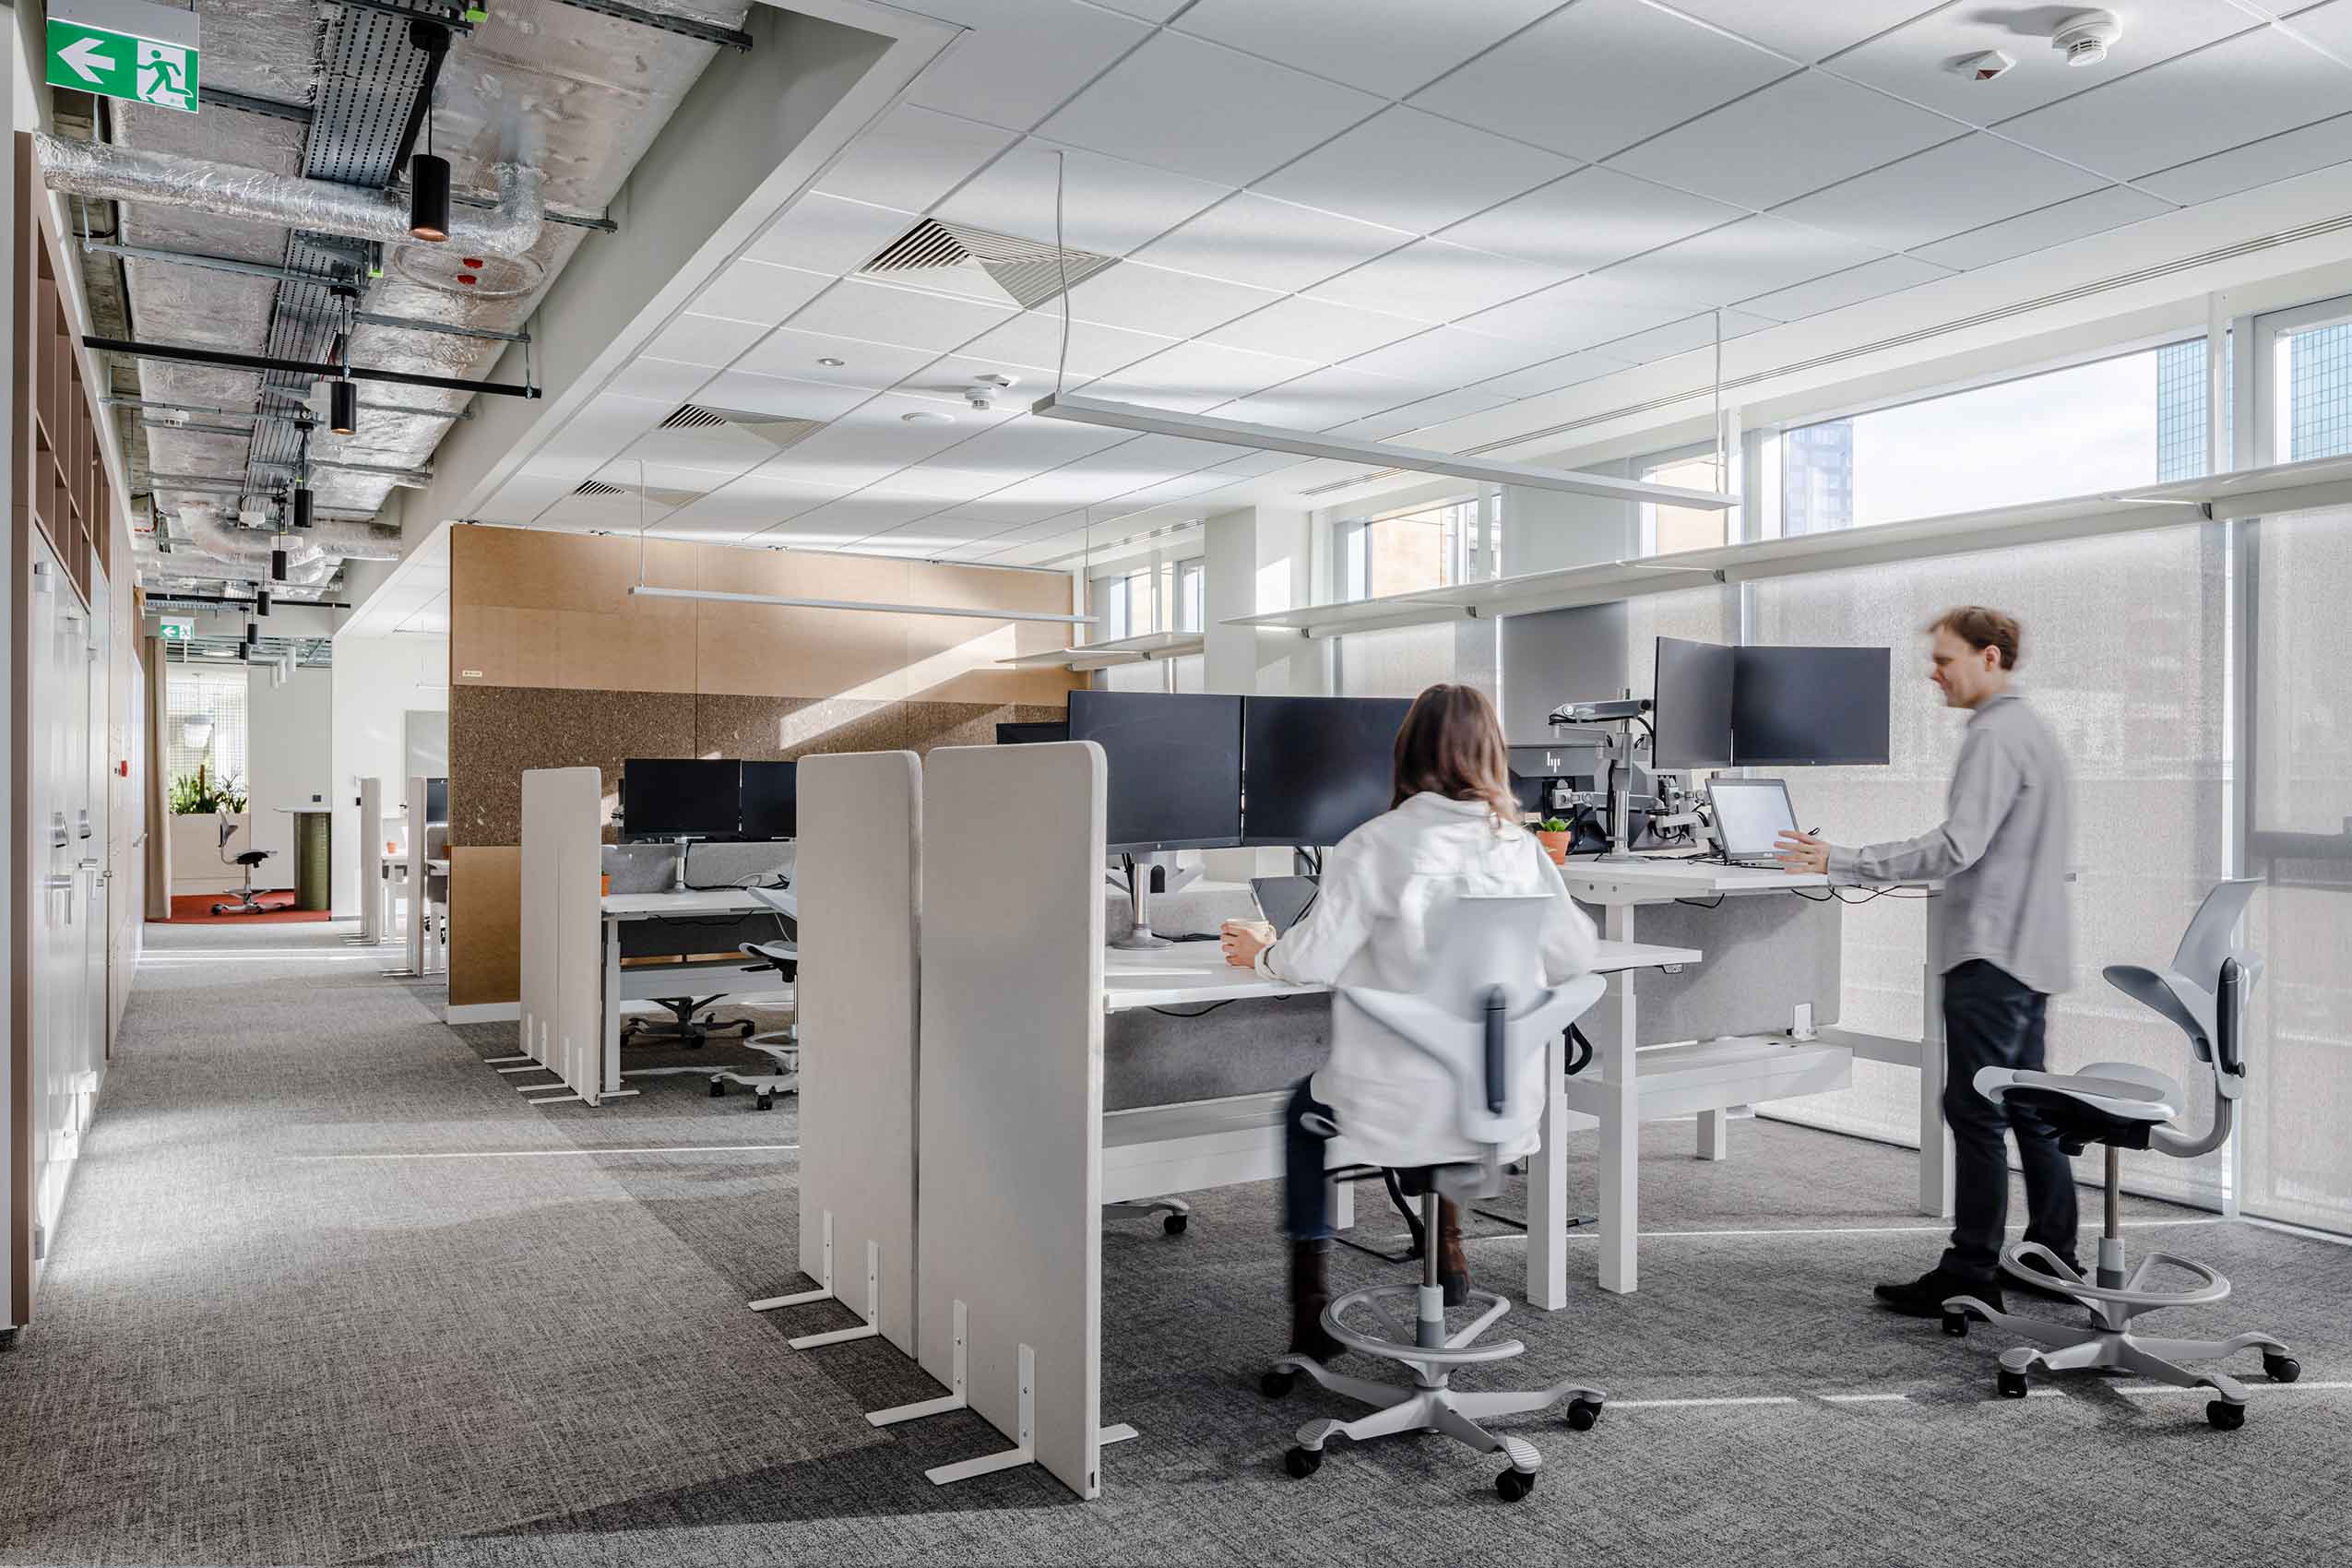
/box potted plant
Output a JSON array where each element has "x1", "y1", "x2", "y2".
[{"x1": 1535, "y1": 816, "x2": 1574, "y2": 864}]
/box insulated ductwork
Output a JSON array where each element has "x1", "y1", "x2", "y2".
[
  {"x1": 33, "y1": 132, "x2": 545, "y2": 259},
  {"x1": 174, "y1": 500, "x2": 401, "y2": 583}
]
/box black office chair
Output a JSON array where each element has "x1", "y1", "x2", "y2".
[{"x1": 210, "y1": 816, "x2": 274, "y2": 916}]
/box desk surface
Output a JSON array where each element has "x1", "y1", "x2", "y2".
[
  {"x1": 1104, "y1": 936, "x2": 1701, "y2": 1013},
  {"x1": 1555, "y1": 858, "x2": 1828, "y2": 904},
  {"x1": 602, "y1": 889, "x2": 770, "y2": 919}
]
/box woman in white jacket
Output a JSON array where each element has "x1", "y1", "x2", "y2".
[{"x1": 1221, "y1": 683, "x2": 1599, "y2": 1363}]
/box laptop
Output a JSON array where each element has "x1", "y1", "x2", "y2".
[
  {"x1": 1249, "y1": 874, "x2": 1320, "y2": 936},
  {"x1": 1707, "y1": 778, "x2": 1800, "y2": 868}
]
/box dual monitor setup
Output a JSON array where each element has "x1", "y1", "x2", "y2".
[
  {"x1": 618, "y1": 757, "x2": 799, "y2": 841},
  {"x1": 1648, "y1": 637, "x2": 1892, "y2": 770}
]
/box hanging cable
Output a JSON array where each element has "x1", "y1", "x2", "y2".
[{"x1": 1054, "y1": 149, "x2": 1071, "y2": 396}]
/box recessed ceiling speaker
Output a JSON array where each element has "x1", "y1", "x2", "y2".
[
  {"x1": 409, "y1": 152, "x2": 452, "y2": 242},
  {"x1": 330, "y1": 380, "x2": 358, "y2": 435}
]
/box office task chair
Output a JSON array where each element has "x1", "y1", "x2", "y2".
[
  {"x1": 1263, "y1": 896, "x2": 1608, "y2": 1499},
  {"x1": 209, "y1": 816, "x2": 275, "y2": 916},
  {"x1": 1942, "y1": 879, "x2": 2296, "y2": 1430},
  {"x1": 712, "y1": 883, "x2": 801, "y2": 1110}
]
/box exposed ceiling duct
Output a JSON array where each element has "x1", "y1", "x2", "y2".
[{"x1": 32, "y1": 133, "x2": 546, "y2": 258}]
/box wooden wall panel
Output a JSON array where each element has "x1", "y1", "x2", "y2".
[
  {"x1": 447, "y1": 846, "x2": 523, "y2": 1010},
  {"x1": 904, "y1": 559, "x2": 1081, "y2": 707},
  {"x1": 690, "y1": 546, "x2": 916, "y2": 700},
  {"x1": 451, "y1": 527, "x2": 700, "y2": 694}
]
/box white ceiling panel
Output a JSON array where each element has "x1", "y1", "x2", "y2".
[
  {"x1": 785, "y1": 278, "x2": 1015, "y2": 352},
  {"x1": 1342, "y1": 324, "x2": 1568, "y2": 389},
  {"x1": 917, "y1": 412, "x2": 1135, "y2": 472},
  {"x1": 529, "y1": 393, "x2": 671, "y2": 466},
  {"x1": 731, "y1": 327, "x2": 941, "y2": 393},
  {"x1": 1594, "y1": 215, "x2": 1888, "y2": 311},
  {"x1": 2139, "y1": 110, "x2": 2352, "y2": 205},
  {"x1": 933, "y1": 138, "x2": 1231, "y2": 258},
  {"x1": 1092, "y1": 0, "x2": 1190, "y2": 20},
  {"x1": 762, "y1": 491, "x2": 943, "y2": 539},
  {"x1": 589, "y1": 458, "x2": 731, "y2": 497},
  {"x1": 693, "y1": 259, "x2": 832, "y2": 328},
  {"x1": 1198, "y1": 295, "x2": 1428, "y2": 361},
  {"x1": 1438, "y1": 166, "x2": 1742, "y2": 277},
  {"x1": 1590, "y1": 306, "x2": 1774, "y2": 364},
  {"x1": 621, "y1": 423, "x2": 776, "y2": 477},
  {"x1": 903, "y1": 0, "x2": 1154, "y2": 131},
  {"x1": 1062, "y1": 261, "x2": 1282, "y2": 336},
  {"x1": 1174, "y1": 0, "x2": 1562, "y2": 99},
  {"x1": 1738, "y1": 253, "x2": 1955, "y2": 322},
  {"x1": 1408, "y1": 0, "x2": 1791, "y2": 160},
  {"x1": 644, "y1": 312, "x2": 759, "y2": 369},
  {"x1": 1452, "y1": 275, "x2": 1694, "y2": 355},
  {"x1": 659, "y1": 472, "x2": 857, "y2": 533},
  {"x1": 1608, "y1": 70, "x2": 1962, "y2": 208},
  {"x1": 744, "y1": 193, "x2": 916, "y2": 275},
  {"x1": 1472, "y1": 348, "x2": 1637, "y2": 400},
  {"x1": 1774, "y1": 134, "x2": 2109, "y2": 254},
  {"x1": 1038, "y1": 31, "x2": 1382, "y2": 185},
  {"x1": 955, "y1": 310, "x2": 1178, "y2": 378},
  {"x1": 1091, "y1": 338, "x2": 1320, "y2": 412},
  {"x1": 1830, "y1": 0, "x2": 2260, "y2": 127},
  {"x1": 1216, "y1": 366, "x2": 1420, "y2": 431},
  {"x1": 1329, "y1": 386, "x2": 1517, "y2": 438},
  {"x1": 602, "y1": 356, "x2": 712, "y2": 407},
  {"x1": 1997, "y1": 27, "x2": 2348, "y2": 181},
  {"x1": 1129, "y1": 192, "x2": 1410, "y2": 293},
  {"x1": 1254, "y1": 106, "x2": 1575, "y2": 237},
  {"x1": 813, "y1": 101, "x2": 1019, "y2": 212},
  {"x1": 639, "y1": 515, "x2": 762, "y2": 544},
  {"x1": 1304, "y1": 238, "x2": 1574, "y2": 323},
  {"x1": 1212, "y1": 452, "x2": 1313, "y2": 479},
  {"x1": 864, "y1": 466, "x2": 1013, "y2": 505},
  {"x1": 694, "y1": 370, "x2": 872, "y2": 422},
  {"x1": 1655, "y1": 0, "x2": 1945, "y2": 63},
  {"x1": 478, "y1": 472, "x2": 575, "y2": 524},
  {"x1": 1910, "y1": 184, "x2": 2170, "y2": 271},
  {"x1": 759, "y1": 394, "x2": 980, "y2": 487}
]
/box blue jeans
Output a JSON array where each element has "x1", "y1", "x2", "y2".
[{"x1": 1284, "y1": 1077, "x2": 1336, "y2": 1241}]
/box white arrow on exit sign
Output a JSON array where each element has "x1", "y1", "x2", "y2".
[{"x1": 57, "y1": 35, "x2": 113, "y2": 84}]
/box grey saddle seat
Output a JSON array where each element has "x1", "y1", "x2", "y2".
[{"x1": 1942, "y1": 878, "x2": 2298, "y2": 1428}]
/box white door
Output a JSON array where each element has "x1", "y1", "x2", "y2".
[
  {"x1": 28, "y1": 537, "x2": 92, "y2": 1272},
  {"x1": 83, "y1": 565, "x2": 113, "y2": 1084}
]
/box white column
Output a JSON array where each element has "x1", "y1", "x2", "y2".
[{"x1": 1202, "y1": 505, "x2": 1327, "y2": 879}]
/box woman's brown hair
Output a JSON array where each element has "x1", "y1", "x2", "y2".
[{"x1": 1391, "y1": 683, "x2": 1518, "y2": 827}]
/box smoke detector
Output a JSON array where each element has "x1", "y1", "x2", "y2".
[
  {"x1": 2052, "y1": 9, "x2": 2120, "y2": 67},
  {"x1": 1950, "y1": 49, "x2": 2016, "y2": 81},
  {"x1": 964, "y1": 373, "x2": 1019, "y2": 411}
]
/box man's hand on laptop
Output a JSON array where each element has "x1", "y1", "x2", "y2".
[{"x1": 1775, "y1": 829, "x2": 1829, "y2": 875}]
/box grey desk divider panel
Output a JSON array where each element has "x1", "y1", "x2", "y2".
[
  {"x1": 519, "y1": 767, "x2": 604, "y2": 1102},
  {"x1": 792, "y1": 752, "x2": 921, "y2": 1356},
  {"x1": 919, "y1": 742, "x2": 1106, "y2": 1499}
]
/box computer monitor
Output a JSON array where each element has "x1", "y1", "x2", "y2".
[
  {"x1": 1241, "y1": 695, "x2": 1415, "y2": 849},
  {"x1": 996, "y1": 720, "x2": 1068, "y2": 744},
  {"x1": 1731, "y1": 646, "x2": 1892, "y2": 766},
  {"x1": 1652, "y1": 636, "x2": 1736, "y2": 769},
  {"x1": 741, "y1": 760, "x2": 797, "y2": 839},
  {"x1": 1065, "y1": 691, "x2": 1243, "y2": 853},
  {"x1": 423, "y1": 777, "x2": 448, "y2": 825},
  {"x1": 1708, "y1": 777, "x2": 1799, "y2": 862},
  {"x1": 620, "y1": 758, "x2": 741, "y2": 839}
]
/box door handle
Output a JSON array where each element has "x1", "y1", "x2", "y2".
[{"x1": 43, "y1": 875, "x2": 74, "y2": 891}]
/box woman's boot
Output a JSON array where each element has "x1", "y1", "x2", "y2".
[
  {"x1": 1437, "y1": 1198, "x2": 1471, "y2": 1307},
  {"x1": 1289, "y1": 1240, "x2": 1343, "y2": 1361}
]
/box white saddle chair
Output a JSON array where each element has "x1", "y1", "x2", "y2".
[
  {"x1": 1942, "y1": 879, "x2": 2297, "y2": 1429},
  {"x1": 1264, "y1": 895, "x2": 1608, "y2": 1500}
]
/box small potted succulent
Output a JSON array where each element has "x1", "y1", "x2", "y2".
[{"x1": 1535, "y1": 816, "x2": 1574, "y2": 864}]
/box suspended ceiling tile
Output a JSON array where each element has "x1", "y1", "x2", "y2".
[
  {"x1": 1657, "y1": 0, "x2": 1946, "y2": 63},
  {"x1": 1738, "y1": 253, "x2": 1956, "y2": 323},
  {"x1": 786, "y1": 278, "x2": 1016, "y2": 353},
  {"x1": 1908, "y1": 185, "x2": 2171, "y2": 271},
  {"x1": 2138, "y1": 110, "x2": 2352, "y2": 205},
  {"x1": 1452, "y1": 276, "x2": 1691, "y2": 356},
  {"x1": 1304, "y1": 238, "x2": 1575, "y2": 324},
  {"x1": 695, "y1": 370, "x2": 873, "y2": 422},
  {"x1": 1472, "y1": 348, "x2": 1638, "y2": 401},
  {"x1": 1215, "y1": 366, "x2": 1420, "y2": 432},
  {"x1": 1093, "y1": 338, "x2": 1322, "y2": 413},
  {"x1": 1038, "y1": 31, "x2": 1383, "y2": 186},
  {"x1": 1996, "y1": 27, "x2": 2349, "y2": 181},
  {"x1": 589, "y1": 458, "x2": 730, "y2": 496},
  {"x1": 1589, "y1": 306, "x2": 1775, "y2": 365},
  {"x1": 1061, "y1": 260, "x2": 1283, "y2": 337},
  {"x1": 1254, "y1": 106, "x2": 1575, "y2": 237},
  {"x1": 1438, "y1": 166, "x2": 1744, "y2": 278},
  {"x1": 1774, "y1": 133, "x2": 2110, "y2": 255},
  {"x1": 1408, "y1": 0, "x2": 1791, "y2": 161},
  {"x1": 660, "y1": 472, "x2": 858, "y2": 531},
  {"x1": 644, "y1": 313, "x2": 760, "y2": 369},
  {"x1": 1594, "y1": 215, "x2": 1889, "y2": 311},
  {"x1": 693, "y1": 260, "x2": 836, "y2": 329},
  {"x1": 621, "y1": 423, "x2": 777, "y2": 477},
  {"x1": 781, "y1": 491, "x2": 946, "y2": 537},
  {"x1": 903, "y1": 0, "x2": 1154, "y2": 131},
  {"x1": 955, "y1": 310, "x2": 1180, "y2": 378},
  {"x1": 934, "y1": 138, "x2": 1232, "y2": 258},
  {"x1": 731, "y1": 327, "x2": 942, "y2": 393},
  {"x1": 915, "y1": 413, "x2": 1135, "y2": 474},
  {"x1": 814, "y1": 101, "x2": 1021, "y2": 212},
  {"x1": 1212, "y1": 452, "x2": 1313, "y2": 479},
  {"x1": 745, "y1": 192, "x2": 918, "y2": 274},
  {"x1": 1092, "y1": 0, "x2": 1191, "y2": 19},
  {"x1": 1609, "y1": 71, "x2": 1964, "y2": 209},
  {"x1": 1198, "y1": 295, "x2": 1429, "y2": 362},
  {"x1": 1328, "y1": 385, "x2": 1518, "y2": 440},
  {"x1": 603, "y1": 356, "x2": 714, "y2": 407},
  {"x1": 1173, "y1": 0, "x2": 1562, "y2": 99},
  {"x1": 1342, "y1": 324, "x2": 1568, "y2": 390},
  {"x1": 866, "y1": 466, "x2": 1015, "y2": 505},
  {"x1": 1129, "y1": 191, "x2": 1412, "y2": 294},
  {"x1": 1830, "y1": 0, "x2": 2261, "y2": 127}
]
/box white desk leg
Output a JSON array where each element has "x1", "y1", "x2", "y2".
[
  {"x1": 1696, "y1": 1108, "x2": 1728, "y2": 1161},
  {"x1": 1526, "y1": 1025, "x2": 1569, "y2": 1311},
  {"x1": 1597, "y1": 904, "x2": 1639, "y2": 1295},
  {"x1": 601, "y1": 920, "x2": 623, "y2": 1102},
  {"x1": 1918, "y1": 897, "x2": 1954, "y2": 1218}
]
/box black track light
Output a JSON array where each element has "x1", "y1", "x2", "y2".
[
  {"x1": 292, "y1": 486, "x2": 315, "y2": 529},
  {"x1": 255, "y1": 588, "x2": 273, "y2": 616},
  {"x1": 330, "y1": 379, "x2": 358, "y2": 435},
  {"x1": 270, "y1": 547, "x2": 289, "y2": 583},
  {"x1": 409, "y1": 152, "x2": 451, "y2": 243}
]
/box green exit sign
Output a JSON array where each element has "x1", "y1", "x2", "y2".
[
  {"x1": 45, "y1": 0, "x2": 200, "y2": 114},
  {"x1": 158, "y1": 617, "x2": 195, "y2": 642}
]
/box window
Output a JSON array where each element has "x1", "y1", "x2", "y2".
[
  {"x1": 1639, "y1": 450, "x2": 1731, "y2": 555},
  {"x1": 1176, "y1": 560, "x2": 1204, "y2": 635},
  {"x1": 1346, "y1": 496, "x2": 1480, "y2": 598},
  {"x1": 165, "y1": 661, "x2": 250, "y2": 794},
  {"x1": 2275, "y1": 316, "x2": 2352, "y2": 463}
]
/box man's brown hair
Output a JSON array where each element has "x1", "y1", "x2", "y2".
[
  {"x1": 1925, "y1": 605, "x2": 2022, "y2": 671},
  {"x1": 1392, "y1": 683, "x2": 1517, "y2": 826}
]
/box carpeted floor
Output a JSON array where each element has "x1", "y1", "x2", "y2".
[{"x1": 7, "y1": 920, "x2": 2351, "y2": 1568}]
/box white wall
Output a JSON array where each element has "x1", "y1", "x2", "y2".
[
  {"x1": 330, "y1": 635, "x2": 447, "y2": 915},
  {"x1": 244, "y1": 665, "x2": 332, "y2": 872}
]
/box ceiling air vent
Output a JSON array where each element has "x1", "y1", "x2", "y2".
[
  {"x1": 860, "y1": 218, "x2": 1115, "y2": 310},
  {"x1": 659, "y1": 403, "x2": 826, "y2": 451},
  {"x1": 571, "y1": 479, "x2": 624, "y2": 497}
]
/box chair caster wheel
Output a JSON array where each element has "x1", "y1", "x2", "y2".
[
  {"x1": 1997, "y1": 1369, "x2": 2029, "y2": 1399},
  {"x1": 1496, "y1": 1467, "x2": 1535, "y2": 1501},
  {"x1": 2264, "y1": 1353, "x2": 2299, "y2": 1384},
  {"x1": 1260, "y1": 1368, "x2": 1295, "y2": 1399},
  {"x1": 709, "y1": 1080, "x2": 727, "y2": 1097},
  {"x1": 1163, "y1": 1213, "x2": 1188, "y2": 1237},
  {"x1": 2206, "y1": 1399, "x2": 2246, "y2": 1431},
  {"x1": 1565, "y1": 1398, "x2": 1600, "y2": 1431},
  {"x1": 754, "y1": 1093, "x2": 775, "y2": 1111},
  {"x1": 1942, "y1": 1312, "x2": 1968, "y2": 1337},
  {"x1": 1283, "y1": 1445, "x2": 1321, "y2": 1479}
]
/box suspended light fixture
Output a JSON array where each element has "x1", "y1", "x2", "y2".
[
  {"x1": 270, "y1": 546, "x2": 289, "y2": 582},
  {"x1": 625, "y1": 585, "x2": 1097, "y2": 624},
  {"x1": 408, "y1": 21, "x2": 452, "y2": 241},
  {"x1": 255, "y1": 588, "x2": 272, "y2": 616},
  {"x1": 245, "y1": 621, "x2": 261, "y2": 647},
  {"x1": 330, "y1": 379, "x2": 358, "y2": 435},
  {"x1": 292, "y1": 485, "x2": 314, "y2": 529}
]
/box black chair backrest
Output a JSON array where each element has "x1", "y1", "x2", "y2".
[{"x1": 2215, "y1": 958, "x2": 2244, "y2": 1076}]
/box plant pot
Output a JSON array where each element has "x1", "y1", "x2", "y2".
[{"x1": 1535, "y1": 829, "x2": 1572, "y2": 865}]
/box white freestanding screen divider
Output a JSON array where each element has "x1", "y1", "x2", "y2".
[
  {"x1": 404, "y1": 776, "x2": 430, "y2": 975},
  {"x1": 750, "y1": 752, "x2": 921, "y2": 1356},
  {"x1": 517, "y1": 767, "x2": 604, "y2": 1103},
  {"x1": 916, "y1": 742, "x2": 1107, "y2": 1499},
  {"x1": 356, "y1": 778, "x2": 384, "y2": 944}
]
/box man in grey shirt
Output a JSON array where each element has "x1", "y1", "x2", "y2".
[{"x1": 1776, "y1": 607, "x2": 2080, "y2": 1315}]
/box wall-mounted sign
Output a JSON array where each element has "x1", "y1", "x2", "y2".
[{"x1": 45, "y1": 0, "x2": 200, "y2": 114}]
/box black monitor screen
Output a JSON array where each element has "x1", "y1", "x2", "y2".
[
  {"x1": 424, "y1": 777, "x2": 448, "y2": 825},
  {"x1": 621, "y1": 759, "x2": 742, "y2": 838},
  {"x1": 1242, "y1": 695, "x2": 1414, "y2": 849},
  {"x1": 996, "y1": 720, "x2": 1068, "y2": 744},
  {"x1": 1652, "y1": 636, "x2": 1736, "y2": 769},
  {"x1": 741, "y1": 761, "x2": 797, "y2": 839},
  {"x1": 1066, "y1": 691, "x2": 1243, "y2": 853},
  {"x1": 1732, "y1": 646, "x2": 1893, "y2": 766}
]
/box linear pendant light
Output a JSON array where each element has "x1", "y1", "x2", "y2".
[
  {"x1": 627, "y1": 584, "x2": 1096, "y2": 624},
  {"x1": 1029, "y1": 392, "x2": 1738, "y2": 509}
]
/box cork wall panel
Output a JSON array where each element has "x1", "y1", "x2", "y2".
[
  {"x1": 447, "y1": 846, "x2": 522, "y2": 1009},
  {"x1": 695, "y1": 695, "x2": 1068, "y2": 760},
  {"x1": 447, "y1": 685, "x2": 697, "y2": 847}
]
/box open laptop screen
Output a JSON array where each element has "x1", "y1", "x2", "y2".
[{"x1": 1709, "y1": 778, "x2": 1798, "y2": 861}]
